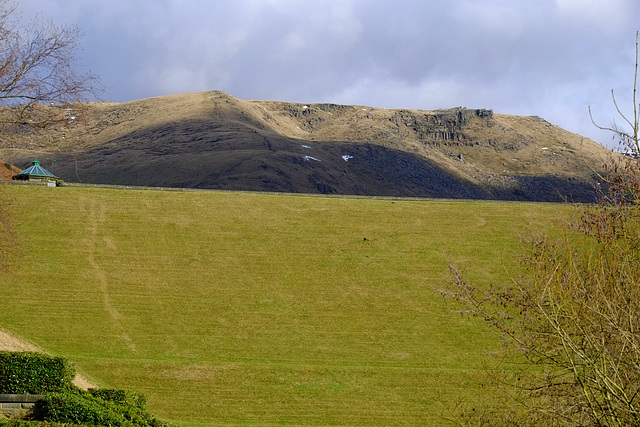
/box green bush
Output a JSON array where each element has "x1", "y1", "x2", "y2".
[
  {"x1": 0, "y1": 352, "x2": 74, "y2": 394},
  {"x1": 0, "y1": 421, "x2": 69, "y2": 427},
  {"x1": 88, "y1": 389, "x2": 147, "y2": 411},
  {"x1": 37, "y1": 392, "x2": 126, "y2": 426},
  {"x1": 36, "y1": 390, "x2": 171, "y2": 427},
  {"x1": 0, "y1": 352, "x2": 169, "y2": 426}
]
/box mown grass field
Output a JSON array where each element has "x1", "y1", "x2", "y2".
[{"x1": 0, "y1": 185, "x2": 569, "y2": 425}]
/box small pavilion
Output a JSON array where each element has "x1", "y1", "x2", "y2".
[{"x1": 13, "y1": 159, "x2": 62, "y2": 185}]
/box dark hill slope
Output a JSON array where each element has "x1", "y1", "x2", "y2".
[{"x1": 0, "y1": 91, "x2": 610, "y2": 201}]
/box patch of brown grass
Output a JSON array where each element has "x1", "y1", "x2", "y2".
[{"x1": 0, "y1": 160, "x2": 20, "y2": 180}]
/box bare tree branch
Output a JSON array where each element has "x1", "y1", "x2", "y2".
[
  {"x1": 0, "y1": 0, "x2": 102, "y2": 129},
  {"x1": 445, "y1": 32, "x2": 640, "y2": 426}
]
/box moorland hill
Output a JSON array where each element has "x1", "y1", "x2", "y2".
[{"x1": 0, "y1": 91, "x2": 611, "y2": 201}]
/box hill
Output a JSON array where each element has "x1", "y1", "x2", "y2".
[
  {"x1": 0, "y1": 91, "x2": 610, "y2": 201},
  {"x1": 0, "y1": 185, "x2": 569, "y2": 425}
]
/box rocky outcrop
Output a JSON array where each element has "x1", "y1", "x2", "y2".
[{"x1": 390, "y1": 107, "x2": 493, "y2": 142}]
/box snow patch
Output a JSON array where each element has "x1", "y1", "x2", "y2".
[
  {"x1": 304, "y1": 156, "x2": 320, "y2": 162},
  {"x1": 342, "y1": 155, "x2": 353, "y2": 162},
  {"x1": 301, "y1": 145, "x2": 311, "y2": 149}
]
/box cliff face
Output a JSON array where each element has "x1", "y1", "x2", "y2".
[
  {"x1": 388, "y1": 108, "x2": 494, "y2": 142},
  {"x1": 0, "y1": 91, "x2": 610, "y2": 201}
]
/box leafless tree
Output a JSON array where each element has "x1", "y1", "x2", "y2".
[
  {"x1": 590, "y1": 32, "x2": 639, "y2": 157},
  {"x1": 444, "y1": 32, "x2": 640, "y2": 426},
  {"x1": 0, "y1": 0, "x2": 101, "y2": 268},
  {"x1": 0, "y1": 0, "x2": 102, "y2": 128}
]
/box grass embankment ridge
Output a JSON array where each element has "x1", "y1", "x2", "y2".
[{"x1": 0, "y1": 185, "x2": 569, "y2": 425}]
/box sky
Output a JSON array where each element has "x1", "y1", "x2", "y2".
[{"x1": 16, "y1": 0, "x2": 640, "y2": 148}]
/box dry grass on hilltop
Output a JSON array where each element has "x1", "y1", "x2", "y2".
[{"x1": 0, "y1": 91, "x2": 611, "y2": 201}]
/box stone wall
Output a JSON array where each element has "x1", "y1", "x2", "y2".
[{"x1": 0, "y1": 394, "x2": 44, "y2": 419}]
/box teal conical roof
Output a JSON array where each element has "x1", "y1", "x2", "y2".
[{"x1": 17, "y1": 159, "x2": 56, "y2": 178}]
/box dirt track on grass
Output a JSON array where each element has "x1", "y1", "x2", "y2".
[{"x1": 0, "y1": 328, "x2": 97, "y2": 390}]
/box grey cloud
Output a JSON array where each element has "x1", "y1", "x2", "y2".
[{"x1": 15, "y1": 0, "x2": 640, "y2": 146}]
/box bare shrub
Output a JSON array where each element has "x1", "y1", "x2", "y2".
[
  {"x1": 0, "y1": 0, "x2": 102, "y2": 129},
  {"x1": 445, "y1": 32, "x2": 640, "y2": 426},
  {"x1": 0, "y1": 0, "x2": 101, "y2": 268}
]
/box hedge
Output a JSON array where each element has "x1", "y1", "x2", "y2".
[
  {"x1": 0, "y1": 352, "x2": 74, "y2": 394},
  {"x1": 37, "y1": 390, "x2": 170, "y2": 427},
  {"x1": 0, "y1": 352, "x2": 171, "y2": 427},
  {"x1": 0, "y1": 421, "x2": 69, "y2": 427},
  {"x1": 88, "y1": 389, "x2": 147, "y2": 411}
]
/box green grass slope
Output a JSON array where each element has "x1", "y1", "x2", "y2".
[{"x1": 0, "y1": 185, "x2": 568, "y2": 425}]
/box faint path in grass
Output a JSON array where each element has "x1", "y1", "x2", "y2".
[
  {"x1": 0, "y1": 328, "x2": 40, "y2": 352},
  {"x1": 0, "y1": 328, "x2": 98, "y2": 389},
  {"x1": 83, "y1": 196, "x2": 136, "y2": 352}
]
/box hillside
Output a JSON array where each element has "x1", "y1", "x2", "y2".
[
  {"x1": 0, "y1": 91, "x2": 611, "y2": 201},
  {"x1": 0, "y1": 185, "x2": 569, "y2": 425},
  {"x1": 0, "y1": 161, "x2": 20, "y2": 180}
]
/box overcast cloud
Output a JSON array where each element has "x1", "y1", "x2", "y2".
[{"x1": 17, "y1": 0, "x2": 640, "y2": 147}]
